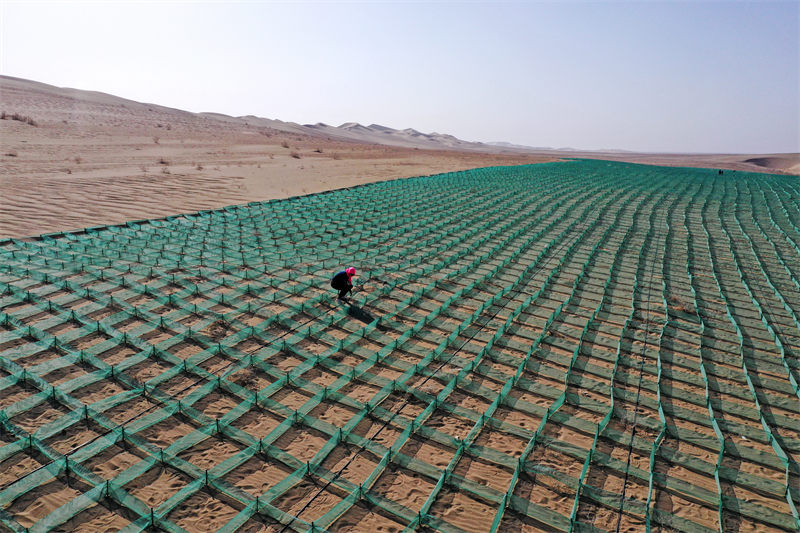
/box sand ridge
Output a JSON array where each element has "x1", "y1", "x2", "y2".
[
  {"x1": 2, "y1": 75, "x2": 797, "y2": 240},
  {"x1": 0, "y1": 75, "x2": 557, "y2": 239}
]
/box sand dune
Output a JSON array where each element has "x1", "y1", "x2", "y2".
[
  {"x1": 1, "y1": 75, "x2": 796, "y2": 240},
  {"x1": 302, "y1": 121, "x2": 482, "y2": 151},
  {"x1": 0, "y1": 75, "x2": 555, "y2": 239},
  {"x1": 744, "y1": 155, "x2": 800, "y2": 174}
]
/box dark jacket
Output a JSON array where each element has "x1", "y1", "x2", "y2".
[{"x1": 331, "y1": 270, "x2": 352, "y2": 290}]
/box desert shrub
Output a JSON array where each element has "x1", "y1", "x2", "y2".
[
  {"x1": 290, "y1": 151, "x2": 301, "y2": 159},
  {"x1": 1, "y1": 112, "x2": 37, "y2": 126},
  {"x1": 281, "y1": 140, "x2": 290, "y2": 148}
]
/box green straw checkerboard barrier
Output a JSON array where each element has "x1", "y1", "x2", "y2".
[{"x1": 1, "y1": 160, "x2": 798, "y2": 532}]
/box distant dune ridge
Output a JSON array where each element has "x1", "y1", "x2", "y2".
[
  {"x1": 303, "y1": 122, "x2": 486, "y2": 151},
  {"x1": 744, "y1": 156, "x2": 800, "y2": 174},
  {"x1": 0, "y1": 74, "x2": 797, "y2": 239}
]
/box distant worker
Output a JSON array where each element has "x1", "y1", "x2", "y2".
[{"x1": 331, "y1": 267, "x2": 357, "y2": 302}]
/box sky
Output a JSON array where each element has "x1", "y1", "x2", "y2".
[{"x1": 1, "y1": 0, "x2": 798, "y2": 153}]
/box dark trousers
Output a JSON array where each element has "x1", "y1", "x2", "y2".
[{"x1": 337, "y1": 286, "x2": 352, "y2": 299}]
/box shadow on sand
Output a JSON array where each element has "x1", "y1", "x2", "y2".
[{"x1": 346, "y1": 304, "x2": 384, "y2": 328}]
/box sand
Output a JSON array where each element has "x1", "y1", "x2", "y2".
[
  {"x1": 0, "y1": 76, "x2": 557, "y2": 239},
  {"x1": 1, "y1": 76, "x2": 798, "y2": 532},
  {"x1": 2, "y1": 75, "x2": 796, "y2": 240}
]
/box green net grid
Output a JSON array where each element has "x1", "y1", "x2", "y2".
[{"x1": 0, "y1": 160, "x2": 797, "y2": 533}]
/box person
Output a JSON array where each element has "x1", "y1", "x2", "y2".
[{"x1": 331, "y1": 267, "x2": 357, "y2": 302}]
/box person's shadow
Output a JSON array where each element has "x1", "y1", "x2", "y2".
[{"x1": 347, "y1": 304, "x2": 383, "y2": 328}]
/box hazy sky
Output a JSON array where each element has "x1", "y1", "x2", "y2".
[{"x1": 1, "y1": 1, "x2": 798, "y2": 153}]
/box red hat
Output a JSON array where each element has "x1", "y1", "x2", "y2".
[{"x1": 346, "y1": 267, "x2": 356, "y2": 276}]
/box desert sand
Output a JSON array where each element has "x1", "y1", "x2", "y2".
[
  {"x1": 1, "y1": 75, "x2": 797, "y2": 240},
  {"x1": 0, "y1": 76, "x2": 558, "y2": 239},
  {"x1": 1, "y1": 76, "x2": 799, "y2": 533}
]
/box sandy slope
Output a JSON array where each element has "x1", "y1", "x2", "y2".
[
  {"x1": 1, "y1": 75, "x2": 797, "y2": 239},
  {"x1": 0, "y1": 76, "x2": 556, "y2": 239}
]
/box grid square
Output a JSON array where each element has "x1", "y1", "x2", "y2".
[
  {"x1": 59, "y1": 501, "x2": 134, "y2": 532},
  {"x1": 123, "y1": 356, "x2": 173, "y2": 384},
  {"x1": 308, "y1": 400, "x2": 358, "y2": 428},
  {"x1": 227, "y1": 365, "x2": 276, "y2": 392},
  {"x1": 166, "y1": 489, "x2": 240, "y2": 532},
  {"x1": 43, "y1": 418, "x2": 106, "y2": 454},
  {"x1": 329, "y1": 502, "x2": 407, "y2": 532},
  {"x1": 271, "y1": 387, "x2": 312, "y2": 411},
  {"x1": 338, "y1": 379, "x2": 381, "y2": 404},
  {"x1": 0, "y1": 451, "x2": 45, "y2": 486},
  {"x1": 200, "y1": 319, "x2": 237, "y2": 342},
  {"x1": 299, "y1": 366, "x2": 340, "y2": 387},
  {"x1": 426, "y1": 408, "x2": 475, "y2": 441},
  {"x1": 101, "y1": 394, "x2": 161, "y2": 425},
  {"x1": 97, "y1": 343, "x2": 139, "y2": 365},
  {"x1": 319, "y1": 444, "x2": 380, "y2": 486},
  {"x1": 5, "y1": 478, "x2": 85, "y2": 529},
  {"x1": 428, "y1": 487, "x2": 494, "y2": 533},
  {"x1": 168, "y1": 339, "x2": 207, "y2": 360},
  {"x1": 39, "y1": 362, "x2": 92, "y2": 386},
  {"x1": 353, "y1": 416, "x2": 404, "y2": 450},
  {"x1": 160, "y1": 372, "x2": 207, "y2": 399},
  {"x1": 11, "y1": 400, "x2": 71, "y2": 434},
  {"x1": 474, "y1": 425, "x2": 528, "y2": 458},
  {"x1": 0, "y1": 381, "x2": 35, "y2": 410},
  {"x1": 197, "y1": 352, "x2": 234, "y2": 374},
  {"x1": 452, "y1": 453, "x2": 513, "y2": 493},
  {"x1": 81, "y1": 442, "x2": 147, "y2": 479},
  {"x1": 135, "y1": 413, "x2": 201, "y2": 449},
  {"x1": 399, "y1": 435, "x2": 456, "y2": 471},
  {"x1": 273, "y1": 425, "x2": 329, "y2": 464},
  {"x1": 70, "y1": 378, "x2": 128, "y2": 405},
  {"x1": 225, "y1": 455, "x2": 293, "y2": 496},
  {"x1": 178, "y1": 436, "x2": 245, "y2": 471},
  {"x1": 192, "y1": 388, "x2": 242, "y2": 419},
  {"x1": 272, "y1": 479, "x2": 344, "y2": 522},
  {"x1": 236, "y1": 515, "x2": 282, "y2": 532},
  {"x1": 372, "y1": 466, "x2": 436, "y2": 513},
  {"x1": 232, "y1": 406, "x2": 285, "y2": 439},
  {"x1": 124, "y1": 465, "x2": 192, "y2": 508}
]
